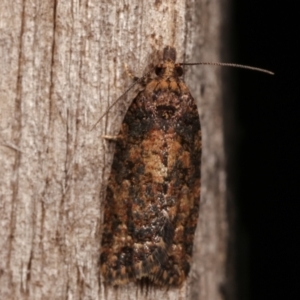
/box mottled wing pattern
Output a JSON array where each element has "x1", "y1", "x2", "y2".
[{"x1": 100, "y1": 46, "x2": 201, "y2": 286}]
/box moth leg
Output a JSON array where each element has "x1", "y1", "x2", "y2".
[
  {"x1": 102, "y1": 134, "x2": 119, "y2": 141},
  {"x1": 124, "y1": 63, "x2": 150, "y2": 86},
  {"x1": 102, "y1": 131, "x2": 127, "y2": 140},
  {"x1": 124, "y1": 63, "x2": 153, "y2": 87},
  {"x1": 124, "y1": 63, "x2": 139, "y2": 82}
]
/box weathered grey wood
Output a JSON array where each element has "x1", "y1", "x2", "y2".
[{"x1": 0, "y1": 0, "x2": 233, "y2": 299}]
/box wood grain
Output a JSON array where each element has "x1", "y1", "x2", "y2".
[{"x1": 0, "y1": 0, "x2": 233, "y2": 299}]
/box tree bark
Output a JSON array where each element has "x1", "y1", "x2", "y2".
[{"x1": 0, "y1": 0, "x2": 234, "y2": 299}]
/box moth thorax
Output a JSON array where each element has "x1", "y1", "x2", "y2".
[{"x1": 162, "y1": 62, "x2": 177, "y2": 79}]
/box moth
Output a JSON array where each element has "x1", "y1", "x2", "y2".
[{"x1": 99, "y1": 46, "x2": 273, "y2": 286}]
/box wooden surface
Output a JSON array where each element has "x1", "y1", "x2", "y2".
[{"x1": 0, "y1": 0, "x2": 233, "y2": 299}]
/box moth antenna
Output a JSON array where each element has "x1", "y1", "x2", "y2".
[
  {"x1": 91, "y1": 80, "x2": 139, "y2": 131},
  {"x1": 181, "y1": 62, "x2": 274, "y2": 75},
  {"x1": 91, "y1": 68, "x2": 156, "y2": 131}
]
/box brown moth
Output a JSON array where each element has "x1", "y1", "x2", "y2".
[
  {"x1": 100, "y1": 46, "x2": 201, "y2": 286},
  {"x1": 99, "y1": 46, "x2": 273, "y2": 286}
]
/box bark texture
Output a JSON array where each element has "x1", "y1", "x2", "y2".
[{"x1": 0, "y1": 0, "x2": 233, "y2": 299}]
